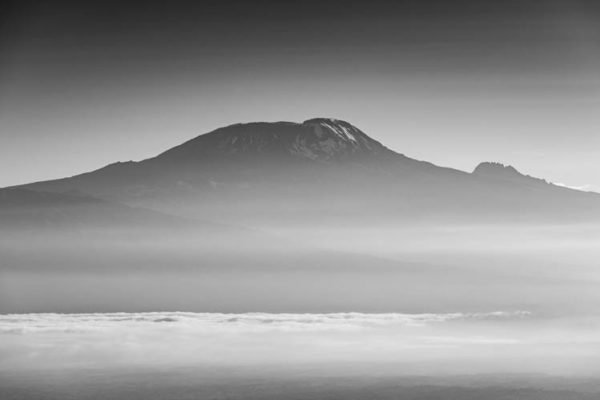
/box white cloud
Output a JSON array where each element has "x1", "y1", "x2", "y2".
[
  {"x1": 0, "y1": 311, "x2": 531, "y2": 334},
  {"x1": 3, "y1": 311, "x2": 600, "y2": 376}
]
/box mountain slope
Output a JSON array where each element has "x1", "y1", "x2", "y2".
[
  {"x1": 0, "y1": 188, "x2": 197, "y2": 231},
  {"x1": 12, "y1": 118, "x2": 600, "y2": 225}
]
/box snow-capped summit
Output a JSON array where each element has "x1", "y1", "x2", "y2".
[{"x1": 157, "y1": 118, "x2": 391, "y2": 163}]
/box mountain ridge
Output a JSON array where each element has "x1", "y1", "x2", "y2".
[{"x1": 7, "y1": 118, "x2": 600, "y2": 225}]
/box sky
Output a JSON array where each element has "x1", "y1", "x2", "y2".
[{"x1": 1, "y1": 0, "x2": 599, "y2": 190}]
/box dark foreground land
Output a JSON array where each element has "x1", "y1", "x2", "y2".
[{"x1": 2, "y1": 366, "x2": 599, "y2": 400}]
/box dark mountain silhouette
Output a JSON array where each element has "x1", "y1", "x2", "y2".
[
  {"x1": 158, "y1": 118, "x2": 393, "y2": 162},
  {"x1": 473, "y1": 162, "x2": 549, "y2": 185},
  {"x1": 10, "y1": 118, "x2": 600, "y2": 225}
]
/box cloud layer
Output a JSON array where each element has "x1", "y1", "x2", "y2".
[
  {"x1": 0, "y1": 311, "x2": 530, "y2": 334},
  {"x1": 3, "y1": 311, "x2": 599, "y2": 376}
]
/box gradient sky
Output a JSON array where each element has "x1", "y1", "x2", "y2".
[{"x1": 1, "y1": 0, "x2": 599, "y2": 190}]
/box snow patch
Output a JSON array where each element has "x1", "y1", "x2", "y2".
[{"x1": 320, "y1": 121, "x2": 358, "y2": 144}]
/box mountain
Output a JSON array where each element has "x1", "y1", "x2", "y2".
[
  {"x1": 16, "y1": 118, "x2": 449, "y2": 198},
  {"x1": 11, "y1": 118, "x2": 600, "y2": 225}
]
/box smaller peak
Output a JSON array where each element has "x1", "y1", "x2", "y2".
[
  {"x1": 473, "y1": 162, "x2": 520, "y2": 176},
  {"x1": 473, "y1": 162, "x2": 550, "y2": 185}
]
